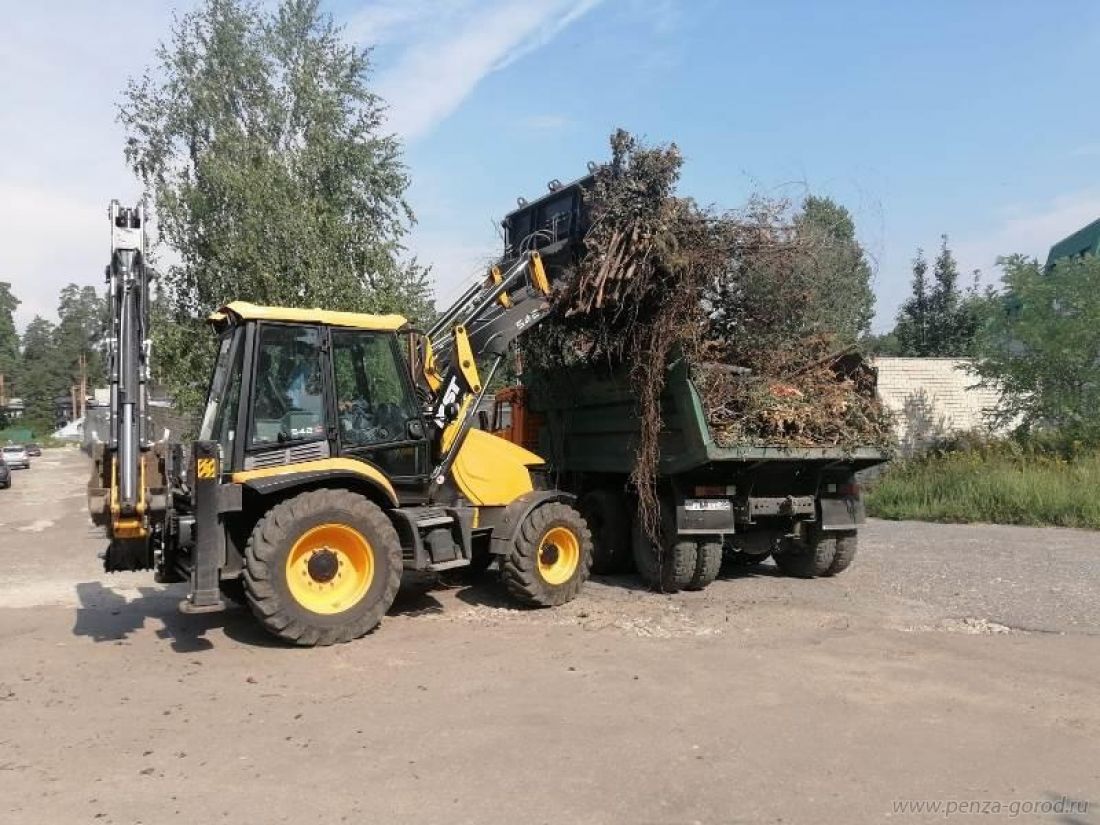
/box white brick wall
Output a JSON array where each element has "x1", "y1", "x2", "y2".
[{"x1": 873, "y1": 357, "x2": 1006, "y2": 453}]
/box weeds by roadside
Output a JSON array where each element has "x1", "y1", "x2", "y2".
[{"x1": 865, "y1": 435, "x2": 1100, "y2": 529}]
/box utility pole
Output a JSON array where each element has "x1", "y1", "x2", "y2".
[{"x1": 79, "y1": 353, "x2": 87, "y2": 419}]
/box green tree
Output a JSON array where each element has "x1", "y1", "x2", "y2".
[
  {"x1": 707, "y1": 194, "x2": 876, "y2": 355},
  {"x1": 55, "y1": 283, "x2": 107, "y2": 393},
  {"x1": 17, "y1": 316, "x2": 67, "y2": 431},
  {"x1": 794, "y1": 195, "x2": 875, "y2": 343},
  {"x1": 0, "y1": 283, "x2": 19, "y2": 420},
  {"x1": 972, "y1": 254, "x2": 1100, "y2": 440},
  {"x1": 120, "y1": 0, "x2": 432, "y2": 414},
  {"x1": 893, "y1": 249, "x2": 931, "y2": 355},
  {"x1": 893, "y1": 236, "x2": 981, "y2": 356}
]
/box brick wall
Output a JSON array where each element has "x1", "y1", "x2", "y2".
[{"x1": 873, "y1": 357, "x2": 1006, "y2": 453}]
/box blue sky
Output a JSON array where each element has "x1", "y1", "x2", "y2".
[{"x1": 2, "y1": 0, "x2": 1099, "y2": 331}]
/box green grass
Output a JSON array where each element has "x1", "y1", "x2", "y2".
[{"x1": 865, "y1": 449, "x2": 1100, "y2": 529}]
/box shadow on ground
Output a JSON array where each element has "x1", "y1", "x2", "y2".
[
  {"x1": 70, "y1": 560, "x2": 777, "y2": 651},
  {"x1": 71, "y1": 581, "x2": 281, "y2": 652}
]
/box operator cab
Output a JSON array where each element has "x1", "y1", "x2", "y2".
[{"x1": 200, "y1": 302, "x2": 431, "y2": 493}]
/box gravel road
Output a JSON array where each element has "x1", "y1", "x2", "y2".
[{"x1": 0, "y1": 449, "x2": 1097, "y2": 824}]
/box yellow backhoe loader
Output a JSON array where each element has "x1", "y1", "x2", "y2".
[{"x1": 88, "y1": 196, "x2": 593, "y2": 645}]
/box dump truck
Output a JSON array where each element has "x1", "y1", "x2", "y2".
[
  {"x1": 491, "y1": 361, "x2": 887, "y2": 591},
  {"x1": 489, "y1": 173, "x2": 890, "y2": 591}
]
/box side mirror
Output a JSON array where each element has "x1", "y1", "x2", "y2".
[
  {"x1": 406, "y1": 419, "x2": 425, "y2": 440},
  {"x1": 477, "y1": 410, "x2": 490, "y2": 431}
]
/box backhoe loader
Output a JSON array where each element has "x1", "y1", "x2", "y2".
[{"x1": 88, "y1": 199, "x2": 593, "y2": 646}]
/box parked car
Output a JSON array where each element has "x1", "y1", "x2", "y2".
[
  {"x1": 0, "y1": 456, "x2": 10, "y2": 488},
  {"x1": 1, "y1": 444, "x2": 30, "y2": 470},
  {"x1": 25, "y1": 443, "x2": 42, "y2": 457}
]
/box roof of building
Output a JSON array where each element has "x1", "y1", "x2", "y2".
[
  {"x1": 1047, "y1": 217, "x2": 1100, "y2": 266},
  {"x1": 209, "y1": 301, "x2": 408, "y2": 332}
]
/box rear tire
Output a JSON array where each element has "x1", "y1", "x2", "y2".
[
  {"x1": 686, "y1": 541, "x2": 722, "y2": 591},
  {"x1": 243, "y1": 488, "x2": 402, "y2": 646},
  {"x1": 578, "y1": 488, "x2": 633, "y2": 574},
  {"x1": 824, "y1": 531, "x2": 858, "y2": 576},
  {"x1": 631, "y1": 507, "x2": 696, "y2": 592},
  {"x1": 503, "y1": 502, "x2": 593, "y2": 607},
  {"x1": 772, "y1": 527, "x2": 836, "y2": 579}
]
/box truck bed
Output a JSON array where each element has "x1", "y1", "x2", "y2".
[{"x1": 527, "y1": 360, "x2": 889, "y2": 475}]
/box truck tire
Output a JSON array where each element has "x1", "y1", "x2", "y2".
[
  {"x1": 686, "y1": 541, "x2": 722, "y2": 591},
  {"x1": 243, "y1": 488, "x2": 403, "y2": 646},
  {"x1": 824, "y1": 531, "x2": 858, "y2": 576},
  {"x1": 578, "y1": 488, "x2": 633, "y2": 574},
  {"x1": 631, "y1": 513, "x2": 696, "y2": 593},
  {"x1": 772, "y1": 528, "x2": 836, "y2": 579},
  {"x1": 503, "y1": 502, "x2": 593, "y2": 607}
]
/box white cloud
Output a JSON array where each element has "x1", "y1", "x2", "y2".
[
  {"x1": 954, "y1": 190, "x2": 1100, "y2": 280},
  {"x1": 352, "y1": 0, "x2": 604, "y2": 140}
]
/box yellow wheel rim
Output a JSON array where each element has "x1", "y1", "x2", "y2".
[
  {"x1": 285, "y1": 523, "x2": 374, "y2": 614},
  {"x1": 537, "y1": 526, "x2": 580, "y2": 586}
]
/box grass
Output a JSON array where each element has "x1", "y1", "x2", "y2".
[{"x1": 865, "y1": 448, "x2": 1100, "y2": 529}]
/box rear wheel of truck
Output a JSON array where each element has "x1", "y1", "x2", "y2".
[
  {"x1": 686, "y1": 541, "x2": 722, "y2": 591},
  {"x1": 243, "y1": 488, "x2": 403, "y2": 646},
  {"x1": 578, "y1": 488, "x2": 633, "y2": 574},
  {"x1": 824, "y1": 531, "x2": 858, "y2": 576},
  {"x1": 772, "y1": 528, "x2": 836, "y2": 579},
  {"x1": 631, "y1": 506, "x2": 696, "y2": 592},
  {"x1": 503, "y1": 502, "x2": 593, "y2": 607}
]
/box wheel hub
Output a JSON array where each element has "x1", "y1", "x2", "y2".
[
  {"x1": 539, "y1": 544, "x2": 561, "y2": 567},
  {"x1": 285, "y1": 523, "x2": 375, "y2": 615},
  {"x1": 307, "y1": 548, "x2": 340, "y2": 583}
]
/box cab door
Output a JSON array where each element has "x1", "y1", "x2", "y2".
[{"x1": 329, "y1": 329, "x2": 429, "y2": 487}]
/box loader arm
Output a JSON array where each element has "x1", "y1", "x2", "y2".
[{"x1": 420, "y1": 251, "x2": 557, "y2": 489}]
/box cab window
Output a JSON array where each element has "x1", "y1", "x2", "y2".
[
  {"x1": 209, "y1": 338, "x2": 244, "y2": 460},
  {"x1": 250, "y1": 325, "x2": 325, "y2": 445},
  {"x1": 332, "y1": 330, "x2": 417, "y2": 447}
]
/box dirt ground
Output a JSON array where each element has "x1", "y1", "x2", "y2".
[{"x1": 0, "y1": 448, "x2": 1097, "y2": 824}]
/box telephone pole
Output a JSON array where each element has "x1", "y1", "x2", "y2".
[{"x1": 79, "y1": 353, "x2": 87, "y2": 419}]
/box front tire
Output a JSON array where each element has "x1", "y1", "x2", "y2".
[
  {"x1": 503, "y1": 502, "x2": 593, "y2": 607},
  {"x1": 243, "y1": 488, "x2": 402, "y2": 646}
]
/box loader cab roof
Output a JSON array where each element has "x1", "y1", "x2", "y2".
[{"x1": 209, "y1": 301, "x2": 409, "y2": 332}]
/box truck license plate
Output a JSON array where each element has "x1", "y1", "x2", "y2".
[{"x1": 684, "y1": 498, "x2": 731, "y2": 512}]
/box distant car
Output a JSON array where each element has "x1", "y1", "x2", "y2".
[
  {"x1": 25, "y1": 443, "x2": 41, "y2": 457},
  {"x1": 0, "y1": 456, "x2": 10, "y2": 488},
  {"x1": 1, "y1": 444, "x2": 29, "y2": 470}
]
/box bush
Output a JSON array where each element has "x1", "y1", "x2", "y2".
[{"x1": 865, "y1": 434, "x2": 1100, "y2": 528}]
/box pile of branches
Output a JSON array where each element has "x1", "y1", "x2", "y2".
[{"x1": 527, "y1": 130, "x2": 893, "y2": 537}]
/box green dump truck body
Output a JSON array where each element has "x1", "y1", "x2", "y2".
[
  {"x1": 515, "y1": 359, "x2": 888, "y2": 588},
  {"x1": 527, "y1": 359, "x2": 889, "y2": 477}
]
